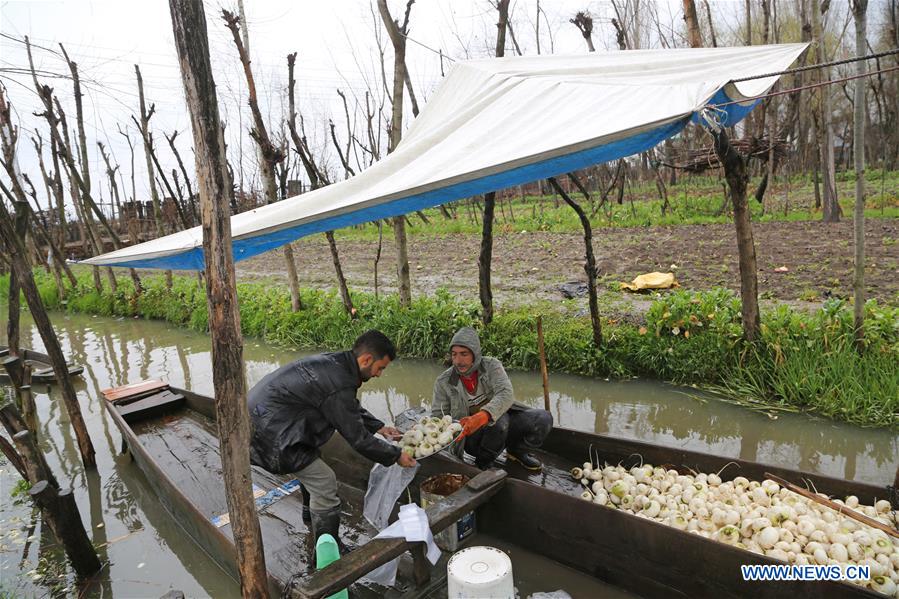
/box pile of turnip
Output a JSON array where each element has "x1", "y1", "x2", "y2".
[
  {"x1": 397, "y1": 415, "x2": 462, "y2": 458},
  {"x1": 572, "y1": 461, "x2": 899, "y2": 596}
]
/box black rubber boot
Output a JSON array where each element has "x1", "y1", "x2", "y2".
[
  {"x1": 300, "y1": 484, "x2": 311, "y2": 525},
  {"x1": 310, "y1": 506, "x2": 348, "y2": 556},
  {"x1": 507, "y1": 449, "x2": 543, "y2": 471}
]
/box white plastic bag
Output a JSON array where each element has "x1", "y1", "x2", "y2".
[
  {"x1": 362, "y1": 503, "x2": 441, "y2": 587},
  {"x1": 363, "y1": 462, "x2": 419, "y2": 529}
]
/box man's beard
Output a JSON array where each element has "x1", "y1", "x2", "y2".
[{"x1": 359, "y1": 367, "x2": 372, "y2": 382}]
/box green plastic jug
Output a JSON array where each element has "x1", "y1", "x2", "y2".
[{"x1": 315, "y1": 533, "x2": 348, "y2": 599}]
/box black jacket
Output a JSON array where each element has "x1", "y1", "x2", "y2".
[{"x1": 248, "y1": 351, "x2": 400, "y2": 474}]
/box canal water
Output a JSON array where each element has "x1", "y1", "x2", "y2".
[{"x1": 1, "y1": 309, "x2": 896, "y2": 597}]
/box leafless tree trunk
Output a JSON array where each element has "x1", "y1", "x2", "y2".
[
  {"x1": 714, "y1": 129, "x2": 761, "y2": 342},
  {"x1": 134, "y1": 65, "x2": 165, "y2": 236},
  {"x1": 168, "y1": 1, "x2": 269, "y2": 595},
  {"x1": 703, "y1": 0, "x2": 718, "y2": 47},
  {"x1": 744, "y1": 0, "x2": 753, "y2": 45},
  {"x1": 549, "y1": 177, "x2": 602, "y2": 348},
  {"x1": 811, "y1": 1, "x2": 840, "y2": 222},
  {"x1": 377, "y1": 0, "x2": 415, "y2": 307},
  {"x1": 476, "y1": 0, "x2": 509, "y2": 325},
  {"x1": 223, "y1": 8, "x2": 303, "y2": 313},
  {"x1": 165, "y1": 131, "x2": 197, "y2": 226},
  {"x1": 98, "y1": 142, "x2": 143, "y2": 292},
  {"x1": 683, "y1": 0, "x2": 703, "y2": 47},
  {"x1": 570, "y1": 11, "x2": 596, "y2": 52},
  {"x1": 287, "y1": 53, "x2": 356, "y2": 316},
  {"x1": 852, "y1": 0, "x2": 868, "y2": 348},
  {"x1": 0, "y1": 90, "x2": 96, "y2": 467}
]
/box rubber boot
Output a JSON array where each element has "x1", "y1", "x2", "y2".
[
  {"x1": 310, "y1": 505, "x2": 348, "y2": 556},
  {"x1": 507, "y1": 449, "x2": 543, "y2": 471},
  {"x1": 300, "y1": 483, "x2": 311, "y2": 525}
]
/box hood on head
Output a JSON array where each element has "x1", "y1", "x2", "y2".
[{"x1": 449, "y1": 327, "x2": 482, "y2": 375}]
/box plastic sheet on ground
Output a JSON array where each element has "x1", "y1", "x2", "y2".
[{"x1": 620, "y1": 271, "x2": 679, "y2": 292}]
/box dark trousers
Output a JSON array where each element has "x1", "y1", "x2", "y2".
[{"x1": 464, "y1": 406, "x2": 553, "y2": 468}]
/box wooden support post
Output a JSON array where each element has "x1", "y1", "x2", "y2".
[
  {"x1": 0, "y1": 199, "x2": 96, "y2": 468},
  {"x1": 29, "y1": 481, "x2": 101, "y2": 578},
  {"x1": 2, "y1": 355, "x2": 25, "y2": 398},
  {"x1": 12, "y1": 429, "x2": 58, "y2": 488},
  {"x1": 0, "y1": 399, "x2": 28, "y2": 436},
  {"x1": 536, "y1": 316, "x2": 550, "y2": 412},
  {"x1": 0, "y1": 435, "x2": 27, "y2": 479},
  {"x1": 20, "y1": 364, "x2": 36, "y2": 432},
  {"x1": 410, "y1": 543, "x2": 431, "y2": 586},
  {"x1": 168, "y1": 1, "x2": 269, "y2": 596}
]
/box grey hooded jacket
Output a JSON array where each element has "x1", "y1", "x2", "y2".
[{"x1": 431, "y1": 327, "x2": 514, "y2": 424}]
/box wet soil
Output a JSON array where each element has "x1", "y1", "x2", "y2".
[{"x1": 236, "y1": 218, "x2": 899, "y2": 318}]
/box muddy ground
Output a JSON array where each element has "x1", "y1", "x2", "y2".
[{"x1": 236, "y1": 218, "x2": 899, "y2": 320}]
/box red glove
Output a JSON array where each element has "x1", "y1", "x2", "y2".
[{"x1": 457, "y1": 411, "x2": 490, "y2": 440}]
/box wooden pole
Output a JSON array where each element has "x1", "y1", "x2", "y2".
[
  {"x1": 29, "y1": 481, "x2": 101, "y2": 578},
  {"x1": 20, "y1": 364, "x2": 36, "y2": 432},
  {"x1": 0, "y1": 435, "x2": 27, "y2": 479},
  {"x1": 2, "y1": 355, "x2": 26, "y2": 398},
  {"x1": 536, "y1": 316, "x2": 550, "y2": 411},
  {"x1": 12, "y1": 429, "x2": 59, "y2": 488},
  {"x1": 168, "y1": 1, "x2": 269, "y2": 595},
  {"x1": 0, "y1": 399, "x2": 28, "y2": 436},
  {"x1": 0, "y1": 200, "x2": 96, "y2": 468}
]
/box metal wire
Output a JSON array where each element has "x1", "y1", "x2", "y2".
[
  {"x1": 731, "y1": 47, "x2": 899, "y2": 83},
  {"x1": 710, "y1": 65, "x2": 899, "y2": 109}
]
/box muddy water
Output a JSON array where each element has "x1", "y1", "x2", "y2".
[{"x1": 0, "y1": 310, "x2": 896, "y2": 597}]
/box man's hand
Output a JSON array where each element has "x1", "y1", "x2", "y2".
[
  {"x1": 457, "y1": 410, "x2": 490, "y2": 440},
  {"x1": 397, "y1": 452, "x2": 417, "y2": 468},
  {"x1": 378, "y1": 426, "x2": 402, "y2": 441}
]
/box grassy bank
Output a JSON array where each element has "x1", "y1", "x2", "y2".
[{"x1": 2, "y1": 271, "x2": 897, "y2": 428}]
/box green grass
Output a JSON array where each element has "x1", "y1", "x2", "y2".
[
  {"x1": 318, "y1": 169, "x2": 899, "y2": 242},
  {"x1": 3, "y1": 270, "x2": 897, "y2": 429}
]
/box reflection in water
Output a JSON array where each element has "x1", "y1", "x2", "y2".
[{"x1": 0, "y1": 310, "x2": 896, "y2": 597}]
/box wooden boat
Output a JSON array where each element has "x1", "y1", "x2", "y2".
[
  {"x1": 0, "y1": 346, "x2": 84, "y2": 384},
  {"x1": 102, "y1": 381, "x2": 889, "y2": 599}
]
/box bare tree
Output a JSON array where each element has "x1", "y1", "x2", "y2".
[
  {"x1": 0, "y1": 86, "x2": 97, "y2": 468},
  {"x1": 476, "y1": 0, "x2": 510, "y2": 325},
  {"x1": 851, "y1": 0, "x2": 868, "y2": 347},
  {"x1": 377, "y1": 0, "x2": 415, "y2": 307},
  {"x1": 683, "y1": 0, "x2": 703, "y2": 48},
  {"x1": 133, "y1": 65, "x2": 165, "y2": 235},
  {"x1": 811, "y1": 0, "x2": 840, "y2": 222},
  {"x1": 168, "y1": 0, "x2": 269, "y2": 595},
  {"x1": 222, "y1": 7, "x2": 304, "y2": 312},
  {"x1": 570, "y1": 11, "x2": 596, "y2": 52},
  {"x1": 286, "y1": 53, "x2": 355, "y2": 317}
]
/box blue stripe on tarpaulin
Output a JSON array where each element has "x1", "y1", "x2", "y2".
[
  {"x1": 209, "y1": 478, "x2": 302, "y2": 528},
  {"x1": 103, "y1": 88, "x2": 758, "y2": 271}
]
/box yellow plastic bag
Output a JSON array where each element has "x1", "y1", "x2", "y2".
[{"x1": 620, "y1": 272, "x2": 679, "y2": 292}]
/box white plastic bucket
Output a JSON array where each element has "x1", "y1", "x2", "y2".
[{"x1": 446, "y1": 546, "x2": 514, "y2": 598}]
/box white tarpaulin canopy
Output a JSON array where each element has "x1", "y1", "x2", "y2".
[{"x1": 84, "y1": 43, "x2": 807, "y2": 270}]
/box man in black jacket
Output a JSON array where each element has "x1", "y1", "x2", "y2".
[{"x1": 248, "y1": 330, "x2": 416, "y2": 550}]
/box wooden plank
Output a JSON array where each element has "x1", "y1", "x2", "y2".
[
  {"x1": 102, "y1": 379, "x2": 169, "y2": 402},
  {"x1": 295, "y1": 469, "x2": 507, "y2": 599},
  {"x1": 116, "y1": 391, "x2": 185, "y2": 423}
]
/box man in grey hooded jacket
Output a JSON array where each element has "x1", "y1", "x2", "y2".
[{"x1": 431, "y1": 327, "x2": 553, "y2": 470}]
